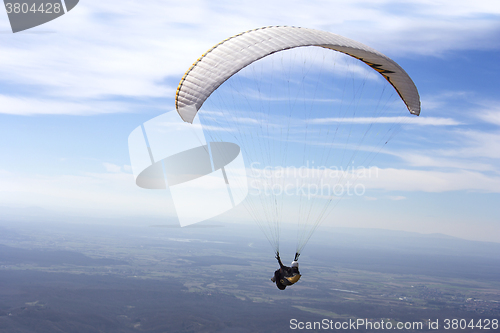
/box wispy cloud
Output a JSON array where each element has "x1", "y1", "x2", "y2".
[
  {"x1": 103, "y1": 162, "x2": 122, "y2": 173},
  {"x1": 388, "y1": 195, "x2": 406, "y2": 201},
  {"x1": 0, "y1": 94, "x2": 133, "y2": 115},
  {"x1": 421, "y1": 91, "x2": 473, "y2": 110},
  {"x1": 363, "y1": 167, "x2": 500, "y2": 193},
  {"x1": 393, "y1": 152, "x2": 497, "y2": 172},
  {"x1": 308, "y1": 116, "x2": 462, "y2": 126},
  {"x1": 223, "y1": 87, "x2": 344, "y2": 103},
  {"x1": 442, "y1": 130, "x2": 500, "y2": 159},
  {"x1": 478, "y1": 108, "x2": 500, "y2": 126}
]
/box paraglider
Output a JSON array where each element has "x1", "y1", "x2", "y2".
[
  {"x1": 271, "y1": 252, "x2": 301, "y2": 290},
  {"x1": 175, "y1": 26, "x2": 420, "y2": 289}
]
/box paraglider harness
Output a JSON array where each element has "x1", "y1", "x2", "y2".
[{"x1": 272, "y1": 252, "x2": 301, "y2": 290}]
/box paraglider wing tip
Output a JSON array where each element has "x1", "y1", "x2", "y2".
[
  {"x1": 177, "y1": 104, "x2": 198, "y2": 123},
  {"x1": 408, "y1": 100, "x2": 421, "y2": 116},
  {"x1": 410, "y1": 108, "x2": 421, "y2": 116}
]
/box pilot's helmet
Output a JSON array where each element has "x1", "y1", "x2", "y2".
[{"x1": 291, "y1": 261, "x2": 299, "y2": 268}]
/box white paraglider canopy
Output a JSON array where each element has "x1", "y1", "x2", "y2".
[{"x1": 176, "y1": 26, "x2": 420, "y2": 123}]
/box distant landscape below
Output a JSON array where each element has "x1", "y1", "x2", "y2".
[{"x1": 0, "y1": 220, "x2": 498, "y2": 332}]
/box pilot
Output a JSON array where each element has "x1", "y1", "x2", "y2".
[{"x1": 271, "y1": 253, "x2": 301, "y2": 290}]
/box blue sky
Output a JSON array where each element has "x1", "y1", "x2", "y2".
[{"x1": 0, "y1": 0, "x2": 498, "y2": 242}]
